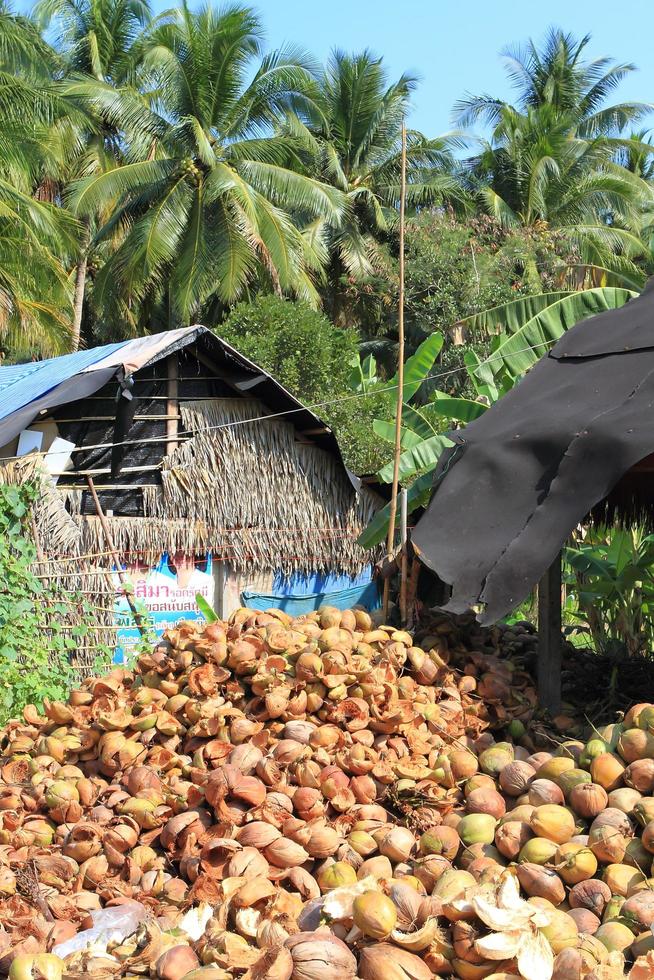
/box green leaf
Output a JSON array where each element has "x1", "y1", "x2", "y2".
[
  {"x1": 357, "y1": 470, "x2": 436, "y2": 550},
  {"x1": 460, "y1": 291, "x2": 575, "y2": 335},
  {"x1": 463, "y1": 349, "x2": 501, "y2": 401},
  {"x1": 372, "y1": 418, "x2": 423, "y2": 449},
  {"x1": 430, "y1": 391, "x2": 488, "y2": 423},
  {"x1": 387, "y1": 332, "x2": 444, "y2": 403},
  {"x1": 348, "y1": 352, "x2": 378, "y2": 393},
  {"x1": 400, "y1": 403, "x2": 442, "y2": 439},
  {"x1": 195, "y1": 593, "x2": 218, "y2": 622},
  {"x1": 465, "y1": 288, "x2": 637, "y2": 381},
  {"x1": 377, "y1": 433, "x2": 453, "y2": 483}
]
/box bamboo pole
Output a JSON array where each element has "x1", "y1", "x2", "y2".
[
  {"x1": 86, "y1": 476, "x2": 148, "y2": 638},
  {"x1": 399, "y1": 487, "x2": 408, "y2": 623},
  {"x1": 383, "y1": 121, "x2": 407, "y2": 620}
]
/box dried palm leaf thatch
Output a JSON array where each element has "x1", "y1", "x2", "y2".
[
  {"x1": 0, "y1": 456, "x2": 81, "y2": 554},
  {"x1": 68, "y1": 399, "x2": 380, "y2": 574},
  {"x1": 154, "y1": 399, "x2": 380, "y2": 575}
]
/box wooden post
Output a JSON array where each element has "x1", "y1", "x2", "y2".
[
  {"x1": 406, "y1": 558, "x2": 421, "y2": 629},
  {"x1": 383, "y1": 121, "x2": 407, "y2": 620},
  {"x1": 538, "y1": 552, "x2": 562, "y2": 714},
  {"x1": 30, "y1": 514, "x2": 44, "y2": 563},
  {"x1": 166, "y1": 354, "x2": 179, "y2": 456},
  {"x1": 86, "y1": 476, "x2": 148, "y2": 638}
]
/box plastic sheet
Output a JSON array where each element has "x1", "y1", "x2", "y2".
[{"x1": 52, "y1": 901, "x2": 148, "y2": 958}]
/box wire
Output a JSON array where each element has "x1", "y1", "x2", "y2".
[
  {"x1": 33, "y1": 530, "x2": 377, "y2": 565},
  {"x1": 0, "y1": 337, "x2": 556, "y2": 463}
]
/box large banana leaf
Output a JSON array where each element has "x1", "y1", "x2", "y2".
[
  {"x1": 348, "y1": 353, "x2": 378, "y2": 392},
  {"x1": 430, "y1": 391, "x2": 488, "y2": 423},
  {"x1": 373, "y1": 401, "x2": 451, "y2": 449},
  {"x1": 464, "y1": 349, "x2": 503, "y2": 401},
  {"x1": 357, "y1": 470, "x2": 436, "y2": 550},
  {"x1": 372, "y1": 418, "x2": 424, "y2": 449},
  {"x1": 460, "y1": 291, "x2": 574, "y2": 335},
  {"x1": 462, "y1": 287, "x2": 637, "y2": 381},
  {"x1": 377, "y1": 433, "x2": 453, "y2": 483},
  {"x1": 401, "y1": 402, "x2": 442, "y2": 439},
  {"x1": 387, "y1": 331, "x2": 444, "y2": 402}
]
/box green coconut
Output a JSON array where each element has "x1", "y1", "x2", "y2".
[
  {"x1": 557, "y1": 768, "x2": 592, "y2": 798},
  {"x1": 637, "y1": 706, "x2": 654, "y2": 731},
  {"x1": 458, "y1": 813, "x2": 497, "y2": 847},
  {"x1": 478, "y1": 743, "x2": 514, "y2": 777},
  {"x1": 634, "y1": 798, "x2": 654, "y2": 827},
  {"x1": 518, "y1": 837, "x2": 559, "y2": 865},
  {"x1": 599, "y1": 722, "x2": 624, "y2": 745},
  {"x1": 595, "y1": 921, "x2": 636, "y2": 953}
]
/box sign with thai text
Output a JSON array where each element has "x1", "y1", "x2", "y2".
[{"x1": 114, "y1": 554, "x2": 214, "y2": 662}]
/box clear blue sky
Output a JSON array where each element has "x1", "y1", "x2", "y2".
[
  {"x1": 251, "y1": 0, "x2": 654, "y2": 135},
  {"x1": 17, "y1": 0, "x2": 654, "y2": 134}
]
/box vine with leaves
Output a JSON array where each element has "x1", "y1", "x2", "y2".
[{"x1": 0, "y1": 480, "x2": 113, "y2": 723}]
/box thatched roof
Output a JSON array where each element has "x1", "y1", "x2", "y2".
[
  {"x1": 59, "y1": 399, "x2": 378, "y2": 575},
  {"x1": 2, "y1": 328, "x2": 380, "y2": 575}
]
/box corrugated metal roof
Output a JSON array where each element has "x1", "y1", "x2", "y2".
[
  {"x1": 0, "y1": 341, "x2": 129, "y2": 422},
  {"x1": 0, "y1": 326, "x2": 366, "y2": 498}
]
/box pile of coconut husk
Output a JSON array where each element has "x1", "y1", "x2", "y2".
[{"x1": 0, "y1": 607, "x2": 650, "y2": 980}]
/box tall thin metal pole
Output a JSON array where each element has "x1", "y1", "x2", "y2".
[{"x1": 383, "y1": 122, "x2": 407, "y2": 620}]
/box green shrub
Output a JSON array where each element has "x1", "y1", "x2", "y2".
[
  {"x1": 219, "y1": 295, "x2": 357, "y2": 404},
  {"x1": 217, "y1": 295, "x2": 389, "y2": 473}
]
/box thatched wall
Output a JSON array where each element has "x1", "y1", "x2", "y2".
[{"x1": 0, "y1": 459, "x2": 116, "y2": 674}]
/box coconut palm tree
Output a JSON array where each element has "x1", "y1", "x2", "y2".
[
  {"x1": 34, "y1": 0, "x2": 150, "y2": 83},
  {"x1": 31, "y1": 0, "x2": 153, "y2": 349},
  {"x1": 616, "y1": 130, "x2": 654, "y2": 181},
  {"x1": 452, "y1": 28, "x2": 654, "y2": 286},
  {"x1": 0, "y1": 182, "x2": 76, "y2": 361},
  {"x1": 459, "y1": 103, "x2": 651, "y2": 286},
  {"x1": 0, "y1": 6, "x2": 78, "y2": 360},
  {"x1": 285, "y1": 50, "x2": 465, "y2": 307},
  {"x1": 63, "y1": 2, "x2": 346, "y2": 332},
  {"x1": 455, "y1": 28, "x2": 652, "y2": 137}
]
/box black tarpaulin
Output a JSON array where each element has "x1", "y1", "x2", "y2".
[{"x1": 411, "y1": 279, "x2": 654, "y2": 625}]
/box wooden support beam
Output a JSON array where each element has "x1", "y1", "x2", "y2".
[
  {"x1": 190, "y1": 346, "x2": 250, "y2": 398},
  {"x1": 86, "y1": 476, "x2": 148, "y2": 639},
  {"x1": 166, "y1": 355, "x2": 179, "y2": 456},
  {"x1": 53, "y1": 464, "x2": 160, "y2": 477},
  {"x1": 538, "y1": 552, "x2": 562, "y2": 715},
  {"x1": 68, "y1": 484, "x2": 154, "y2": 490},
  {"x1": 55, "y1": 414, "x2": 181, "y2": 423}
]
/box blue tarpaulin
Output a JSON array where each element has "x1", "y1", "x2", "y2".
[{"x1": 241, "y1": 567, "x2": 380, "y2": 614}]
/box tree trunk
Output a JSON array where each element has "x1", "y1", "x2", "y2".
[{"x1": 71, "y1": 218, "x2": 91, "y2": 351}]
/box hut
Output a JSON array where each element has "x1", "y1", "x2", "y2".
[
  {"x1": 0, "y1": 326, "x2": 381, "y2": 659},
  {"x1": 409, "y1": 280, "x2": 654, "y2": 711}
]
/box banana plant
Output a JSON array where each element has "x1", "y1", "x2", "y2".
[
  {"x1": 565, "y1": 527, "x2": 654, "y2": 656},
  {"x1": 358, "y1": 285, "x2": 637, "y2": 550},
  {"x1": 459, "y1": 287, "x2": 637, "y2": 384},
  {"x1": 348, "y1": 330, "x2": 445, "y2": 403},
  {"x1": 358, "y1": 346, "x2": 511, "y2": 548}
]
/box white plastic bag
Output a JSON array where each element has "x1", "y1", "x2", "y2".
[{"x1": 52, "y1": 902, "x2": 147, "y2": 959}]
